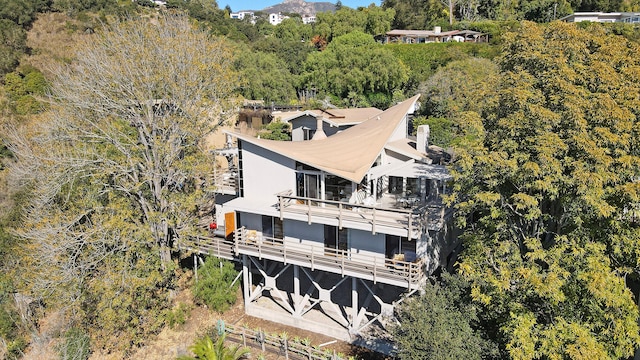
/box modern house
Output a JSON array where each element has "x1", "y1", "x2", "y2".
[
  {"x1": 269, "y1": 12, "x2": 290, "y2": 25},
  {"x1": 188, "y1": 95, "x2": 459, "y2": 341},
  {"x1": 272, "y1": 107, "x2": 384, "y2": 141},
  {"x1": 230, "y1": 11, "x2": 257, "y2": 23},
  {"x1": 560, "y1": 12, "x2": 640, "y2": 23},
  {"x1": 302, "y1": 14, "x2": 316, "y2": 24}
]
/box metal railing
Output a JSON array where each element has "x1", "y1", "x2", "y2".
[
  {"x1": 234, "y1": 227, "x2": 425, "y2": 289},
  {"x1": 179, "y1": 235, "x2": 235, "y2": 260},
  {"x1": 212, "y1": 172, "x2": 238, "y2": 195},
  {"x1": 276, "y1": 191, "x2": 427, "y2": 238}
]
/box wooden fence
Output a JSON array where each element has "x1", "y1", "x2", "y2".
[{"x1": 217, "y1": 321, "x2": 347, "y2": 360}]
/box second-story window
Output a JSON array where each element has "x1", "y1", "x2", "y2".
[{"x1": 389, "y1": 176, "x2": 403, "y2": 195}]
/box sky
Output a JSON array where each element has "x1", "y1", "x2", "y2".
[{"x1": 225, "y1": 0, "x2": 382, "y2": 12}]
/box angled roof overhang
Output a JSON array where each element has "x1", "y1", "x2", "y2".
[{"x1": 226, "y1": 95, "x2": 421, "y2": 183}]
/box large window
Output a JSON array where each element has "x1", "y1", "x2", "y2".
[
  {"x1": 262, "y1": 215, "x2": 283, "y2": 239},
  {"x1": 324, "y1": 225, "x2": 348, "y2": 254},
  {"x1": 389, "y1": 176, "x2": 403, "y2": 195},
  {"x1": 385, "y1": 235, "x2": 416, "y2": 260},
  {"x1": 406, "y1": 178, "x2": 420, "y2": 197},
  {"x1": 325, "y1": 175, "x2": 351, "y2": 201},
  {"x1": 296, "y1": 172, "x2": 319, "y2": 199}
]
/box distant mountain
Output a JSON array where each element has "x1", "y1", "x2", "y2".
[{"x1": 260, "y1": 0, "x2": 336, "y2": 15}]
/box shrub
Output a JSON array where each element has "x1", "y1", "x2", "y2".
[
  {"x1": 57, "y1": 327, "x2": 90, "y2": 360},
  {"x1": 192, "y1": 257, "x2": 239, "y2": 312},
  {"x1": 164, "y1": 303, "x2": 191, "y2": 329}
]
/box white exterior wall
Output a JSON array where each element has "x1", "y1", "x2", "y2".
[
  {"x1": 282, "y1": 219, "x2": 388, "y2": 260},
  {"x1": 241, "y1": 141, "x2": 296, "y2": 200},
  {"x1": 389, "y1": 115, "x2": 408, "y2": 142}
]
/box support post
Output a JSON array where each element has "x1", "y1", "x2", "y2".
[
  {"x1": 293, "y1": 265, "x2": 300, "y2": 316},
  {"x1": 242, "y1": 255, "x2": 250, "y2": 308},
  {"x1": 194, "y1": 253, "x2": 198, "y2": 284},
  {"x1": 351, "y1": 277, "x2": 359, "y2": 332}
]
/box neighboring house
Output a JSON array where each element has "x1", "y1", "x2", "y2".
[
  {"x1": 230, "y1": 11, "x2": 257, "y2": 23},
  {"x1": 381, "y1": 28, "x2": 489, "y2": 44},
  {"x1": 269, "y1": 12, "x2": 289, "y2": 25},
  {"x1": 302, "y1": 14, "x2": 316, "y2": 24},
  {"x1": 272, "y1": 107, "x2": 384, "y2": 141},
  {"x1": 560, "y1": 11, "x2": 640, "y2": 23},
  {"x1": 192, "y1": 95, "x2": 459, "y2": 342}
]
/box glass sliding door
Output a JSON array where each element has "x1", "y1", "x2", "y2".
[
  {"x1": 324, "y1": 225, "x2": 348, "y2": 255},
  {"x1": 296, "y1": 172, "x2": 320, "y2": 202},
  {"x1": 325, "y1": 175, "x2": 351, "y2": 202}
]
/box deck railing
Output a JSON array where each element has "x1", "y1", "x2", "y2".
[
  {"x1": 179, "y1": 235, "x2": 235, "y2": 260},
  {"x1": 234, "y1": 227, "x2": 425, "y2": 289},
  {"x1": 276, "y1": 191, "x2": 427, "y2": 238},
  {"x1": 212, "y1": 171, "x2": 238, "y2": 195}
]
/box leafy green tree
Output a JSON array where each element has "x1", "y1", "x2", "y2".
[
  {"x1": 314, "y1": 5, "x2": 395, "y2": 41},
  {"x1": 257, "y1": 121, "x2": 291, "y2": 141},
  {"x1": 4, "y1": 66, "x2": 49, "y2": 115},
  {"x1": 393, "y1": 272, "x2": 498, "y2": 360},
  {"x1": 234, "y1": 47, "x2": 297, "y2": 103},
  {"x1": 273, "y1": 17, "x2": 311, "y2": 42},
  {"x1": 418, "y1": 57, "x2": 499, "y2": 118},
  {"x1": 6, "y1": 13, "x2": 237, "y2": 352},
  {"x1": 451, "y1": 21, "x2": 640, "y2": 359},
  {"x1": 0, "y1": 19, "x2": 26, "y2": 77},
  {"x1": 387, "y1": 43, "x2": 499, "y2": 92},
  {"x1": 411, "y1": 116, "x2": 454, "y2": 147},
  {"x1": 0, "y1": 0, "x2": 38, "y2": 26},
  {"x1": 382, "y1": 0, "x2": 447, "y2": 29},
  {"x1": 193, "y1": 257, "x2": 240, "y2": 312},
  {"x1": 300, "y1": 31, "x2": 408, "y2": 104}
]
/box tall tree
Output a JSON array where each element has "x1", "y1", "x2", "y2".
[
  {"x1": 393, "y1": 272, "x2": 498, "y2": 359},
  {"x1": 451, "y1": 21, "x2": 640, "y2": 358},
  {"x1": 300, "y1": 31, "x2": 408, "y2": 105},
  {"x1": 6, "y1": 12, "x2": 237, "y2": 352}
]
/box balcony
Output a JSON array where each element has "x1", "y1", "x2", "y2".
[
  {"x1": 233, "y1": 227, "x2": 426, "y2": 289},
  {"x1": 276, "y1": 191, "x2": 449, "y2": 239},
  {"x1": 212, "y1": 172, "x2": 238, "y2": 195}
]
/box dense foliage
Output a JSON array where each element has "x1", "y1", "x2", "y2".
[
  {"x1": 5, "y1": 13, "x2": 237, "y2": 353},
  {"x1": 393, "y1": 272, "x2": 498, "y2": 359},
  {"x1": 192, "y1": 257, "x2": 240, "y2": 312},
  {"x1": 1, "y1": 0, "x2": 640, "y2": 357},
  {"x1": 301, "y1": 31, "x2": 408, "y2": 107},
  {"x1": 447, "y1": 21, "x2": 640, "y2": 359},
  {"x1": 382, "y1": 0, "x2": 640, "y2": 25}
]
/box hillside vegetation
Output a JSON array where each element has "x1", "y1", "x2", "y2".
[{"x1": 1, "y1": 0, "x2": 640, "y2": 359}]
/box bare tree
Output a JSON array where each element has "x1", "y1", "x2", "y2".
[{"x1": 6, "y1": 12, "x2": 238, "y2": 350}]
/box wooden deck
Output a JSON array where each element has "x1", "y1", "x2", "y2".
[
  {"x1": 180, "y1": 229, "x2": 426, "y2": 290},
  {"x1": 277, "y1": 192, "x2": 448, "y2": 237}
]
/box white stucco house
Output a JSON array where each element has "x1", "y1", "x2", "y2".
[
  {"x1": 560, "y1": 12, "x2": 640, "y2": 23},
  {"x1": 190, "y1": 95, "x2": 459, "y2": 341}
]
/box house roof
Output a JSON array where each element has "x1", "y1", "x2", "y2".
[
  {"x1": 385, "y1": 29, "x2": 460, "y2": 37},
  {"x1": 368, "y1": 160, "x2": 452, "y2": 181},
  {"x1": 227, "y1": 95, "x2": 421, "y2": 183},
  {"x1": 273, "y1": 107, "x2": 383, "y2": 127}
]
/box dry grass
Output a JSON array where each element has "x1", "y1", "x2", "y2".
[{"x1": 24, "y1": 13, "x2": 93, "y2": 79}]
